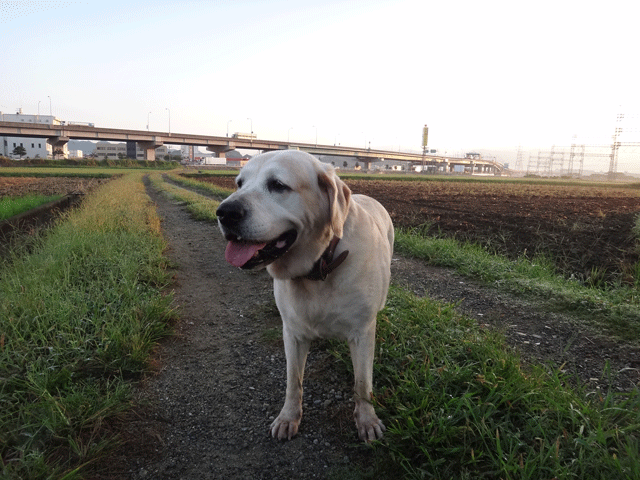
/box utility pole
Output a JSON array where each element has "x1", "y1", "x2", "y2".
[
  {"x1": 515, "y1": 145, "x2": 523, "y2": 171},
  {"x1": 608, "y1": 112, "x2": 623, "y2": 180}
]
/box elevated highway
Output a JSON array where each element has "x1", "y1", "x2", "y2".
[{"x1": 0, "y1": 121, "x2": 503, "y2": 174}]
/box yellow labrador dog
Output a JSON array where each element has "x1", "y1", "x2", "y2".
[{"x1": 216, "y1": 150, "x2": 393, "y2": 442}]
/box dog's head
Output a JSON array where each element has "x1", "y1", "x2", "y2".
[{"x1": 217, "y1": 150, "x2": 351, "y2": 279}]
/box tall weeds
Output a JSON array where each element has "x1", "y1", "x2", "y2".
[{"x1": 0, "y1": 174, "x2": 174, "y2": 479}]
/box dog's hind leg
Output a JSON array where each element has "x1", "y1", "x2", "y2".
[{"x1": 349, "y1": 321, "x2": 385, "y2": 442}]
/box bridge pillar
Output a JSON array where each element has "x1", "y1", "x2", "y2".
[
  {"x1": 355, "y1": 158, "x2": 372, "y2": 170},
  {"x1": 207, "y1": 145, "x2": 235, "y2": 158},
  {"x1": 47, "y1": 136, "x2": 69, "y2": 159},
  {"x1": 138, "y1": 138, "x2": 164, "y2": 161}
]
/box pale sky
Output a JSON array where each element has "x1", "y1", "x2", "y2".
[{"x1": 1, "y1": 0, "x2": 639, "y2": 172}]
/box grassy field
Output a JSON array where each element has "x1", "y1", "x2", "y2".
[
  {"x1": 0, "y1": 170, "x2": 638, "y2": 479},
  {"x1": 0, "y1": 194, "x2": 64, "y2": 221},
  {"x1": 364, "y1": 287, "x2": 640, "y2": 479}
]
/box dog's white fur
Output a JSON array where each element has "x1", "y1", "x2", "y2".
[{"x1": 217, "y1": 150, "x2": 393, "y2": 442}]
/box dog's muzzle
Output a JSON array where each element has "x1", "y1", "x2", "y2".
[{"x1": 217, "y1": 200, "x2": 297, "y2": 269}]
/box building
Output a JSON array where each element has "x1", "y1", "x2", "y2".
[
  {"x1": 320, "y1": 155, "x2": 410, "y2": 172},
  {"x1": 181, "y1": 145, "x2": 193, "y2": 161},
  {"x1": 1, "y1": 109, "x2": 68, "y2": 159},
  {"x1": 224, "y1": 150, "x2": 251, "y2": 167},
  {"x1": 225, "y1": 157, "x2": 251, "y2": 168},
  {"x1": 94, "y1": 141, "x2": 169, "y2": 160}
]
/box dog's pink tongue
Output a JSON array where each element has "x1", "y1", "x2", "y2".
[{"x1": 225, "y1": 241, "x2": 266, "y2": 267}]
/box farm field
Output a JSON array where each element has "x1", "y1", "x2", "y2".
[
  {"x1": 0, "y1": 175, "x2": 109, "y2": 197},
  {"x1": 1, "y1": 170, "x2": 639, "y2": 479},
  {"x1": 0, "y1": 176, "x2": 112, "y2": 255},
  {"x1": 0, "y1": 194, "x2": 63, "y2": 221},
  {"x1": 194, "y1": 174, "x2": 640, "y2": 285}
]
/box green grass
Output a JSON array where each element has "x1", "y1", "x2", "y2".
[
  {"x1": 395, "y1": 226, "x2": 640, "y2": 342},
  {"x1": 165, "y1": 172, "x2": 233, "y2": 199},
  {"x1": 0, "y1": 174, "x2": 175, "y2": 479},
  {"x1": 147, "y1": 172, "x2": 224, "y2": 221},
  {"x1": 0, "y1": 194, "x2": 64, "y2": 221},
  {"x1": 341, "y1": 287, "x2": 640, "y2": 479}
]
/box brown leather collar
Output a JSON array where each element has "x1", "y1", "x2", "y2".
[{"x1": 302, "y1": 235, "x2": 349, "y2": 281}]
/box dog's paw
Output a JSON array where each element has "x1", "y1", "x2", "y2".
[
  {"x1": 354, "y1": 404, "x2": 385, "y2": 442},
  {"x1": 270, "y1": 414, "x2": 301, "y2": 441}
]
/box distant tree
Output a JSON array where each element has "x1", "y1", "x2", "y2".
[
  {"x1": 343, "y1": 161, "x2": 348, "y2": 168},
  {"x1": 53, "y1": 148, "x2": 64, "y2": 159},
  {"x1": 12, "y1": 145, "x2": 27, "y2": 159}
]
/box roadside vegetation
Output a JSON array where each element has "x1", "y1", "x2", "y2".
[
  {"x1": 147, "y1": 172, "x2": 222, "y2": 220},
  {"x1": 360, "y1": 286, "x2": 640, "y2": 479},
  {"x1": 0, "y1": 157, "x2": 179, "y2": 169},
  {"x1": 395, "y1": 227, "x2": 640, "y2": 341},
  {"x1": 0, "y1": 170, "x2": 638, "y2": 479},
  {"x1": 0, "y1": 194, "x2": 63, "y2": 221},
  {"x1": 163, "y1": 171, "x2": 231, "y2": 200},
  {"x1": 0, "y1": 173, "x2": 175, "y2": 479}
]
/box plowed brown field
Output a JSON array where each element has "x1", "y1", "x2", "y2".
[
  {"x1": 0, "y1": 176, "x2": 107, "y2": 197},
  {"x1": 195, "y1": 174, "x2": 640, "y2": 285}
]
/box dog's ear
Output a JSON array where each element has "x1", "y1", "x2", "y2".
[{"x1": 318, "y1": 165, "x2": 351, "y2": 238}]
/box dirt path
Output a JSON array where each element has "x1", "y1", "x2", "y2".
[
  {"x1": 101, "y1": 178, "x2": 639, "y2": 479},
  {"x1": 112, "y1": 179, "x2": 376, "y2": 479}
]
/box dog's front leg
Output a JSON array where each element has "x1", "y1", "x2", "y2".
[
  {"x1": 270, "y1": 327, "x2": 310, "y2": 440},
  {"x1": 349, "y1": 321, "x2": 385, "y2": 442}
]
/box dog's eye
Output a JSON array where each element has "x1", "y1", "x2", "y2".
[
  {"x1": 268, "y1": 179, "x2": 291, "y2": 193},
  {"x1": 236, "y1": 179, "x2": 243, "y2": 189}
]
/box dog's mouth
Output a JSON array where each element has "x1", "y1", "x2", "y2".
[{"x1": 224, "y1": 229, "x2": 298, "y2": 269}]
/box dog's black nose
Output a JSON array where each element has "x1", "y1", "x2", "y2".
[{"x1": 216, "y1": 200, "x2": 246, "y2": 228}]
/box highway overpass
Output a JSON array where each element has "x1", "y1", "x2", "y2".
[{"x1": 0, "y1": 121, "x2": 503, "y2": 174}]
